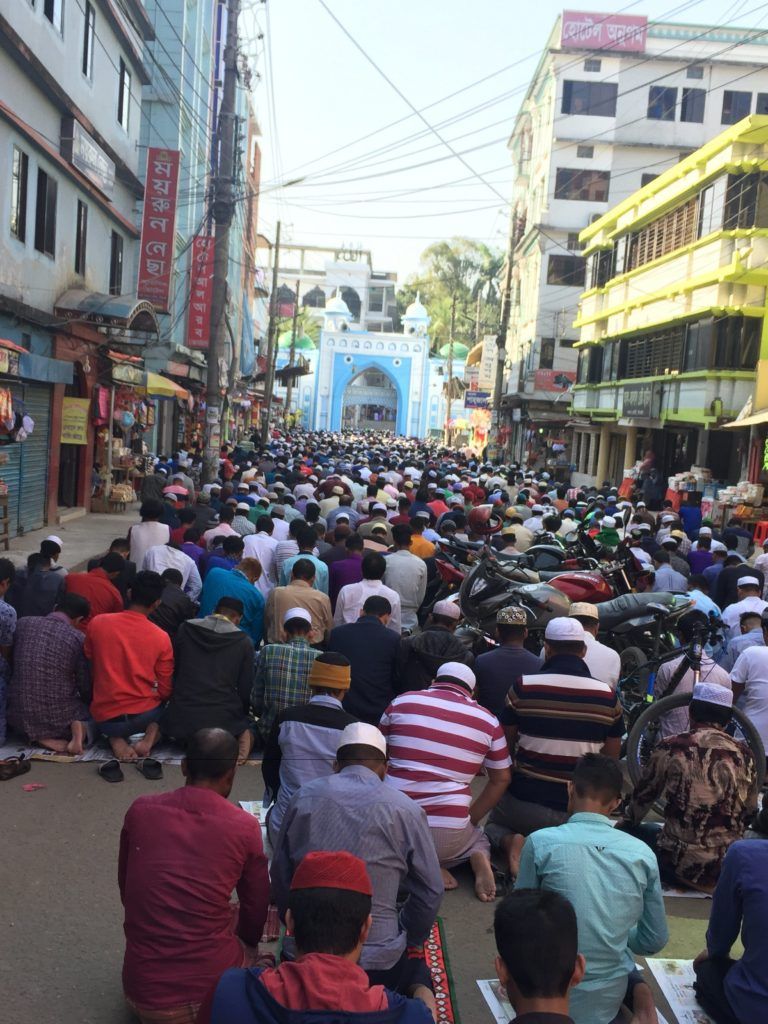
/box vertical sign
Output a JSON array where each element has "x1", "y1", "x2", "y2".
[
  {"x1": 479, "y1": 334, "x2": 497, "y2": 390},
  {"x1": 137, "y1": 147, "x2": 180, "y2": 312},
  {"x1": 186, "y1": 235, "x2": 215, "y2": 350}
]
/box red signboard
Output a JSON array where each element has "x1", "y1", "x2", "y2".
[
  {"x1": 561, "y1": 11, "x2": 647, "y2": 52},
  {"x1": 137, "y1": 148, "x2": 181, "y2": 312},
  {"x1": 186, "y1": 235, "x2": 215, "y2": 350},
  {"x1": 534, "y1": 369, "x2": 576, "y2": 392}
]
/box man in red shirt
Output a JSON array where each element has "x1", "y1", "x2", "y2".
[
  {"x1": 85, "y1": 570, "x2": 173, "y2": 763},
  {"x1": 63, "y1": 551, "x2": 124, "y2": 629},
  {"x1": 119, "y1": 728, "x2": 271, "y2": 1023}
]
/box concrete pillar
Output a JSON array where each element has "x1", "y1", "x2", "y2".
[
  {"x1": 696, "y1": 429, "x2": 709, "y2": 467},
  {"x1": 594, "y1": 424, "x2": 612, "y2": 486},
  {"x1": 623, "y1": 427, "x2": 638, "y2": 474}
]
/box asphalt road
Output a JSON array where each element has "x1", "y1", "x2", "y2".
[{"x1": 0, "y1": 760, "x2": 711, "y2": 1024}]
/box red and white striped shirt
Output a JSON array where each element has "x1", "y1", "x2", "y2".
[{"x1": 380, "y1": 683, "x2": 512, "y2": 829}]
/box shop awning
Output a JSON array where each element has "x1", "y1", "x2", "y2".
[
  {"x1": 54, "y1": 290, "x2": 160, "y2": 334},
  {"x1": 0, "y1": 338, "x2": 29, "y2": 355},
  {"x1": 142, "y1": 372, "x2": 189, "y2": 400},
  {"x1": 722, "y1": 409, "x2": 768, "y2": 429}
]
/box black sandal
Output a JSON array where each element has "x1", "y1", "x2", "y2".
[
  {"x1": 98, "y1": 758, "x2": 124, "y2": 783},
  {"x1": 0, "y1": 755, "x2": 31, "y2": 781},
  {"x1": 135, "y1": 757, "x2": 163, "y2": 780}
]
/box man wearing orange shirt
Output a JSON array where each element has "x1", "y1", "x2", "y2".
[
  {"x1": 64, "y1": 551, "x2": 125, "y2": 629},
  {"x1": 85, "y1": 570, "x2": 174, "y2": 766}
]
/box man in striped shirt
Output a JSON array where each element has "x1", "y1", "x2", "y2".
[
  {"x1": 380, "y1": 662, "x2": 511, "y2": 902},
  {"x1": 486, "y1": 617, "x2": 624, "y2": 878}
]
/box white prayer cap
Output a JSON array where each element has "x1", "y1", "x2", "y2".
[
  {"x1": 692, "y1": 682, "x2": 733, "y2": 709},
  {"x1": 371, "y1": 502, "x2": 387, "y2": 513},
  {"x1": 45, "y1": 535, "x2": 63, "y2": 548},
  {"x1": 737, "y1": 576, "x2": 761, "y2": 588},
  {"x1": 637, "y1": 523, "x2": 651, "y2": 533},
  {"x1": 545, "y1": 617, "x2": 585, "y2": 642},
  {"x1": 435, "y1": 661, "x2": 476, "y2": 692},
  {"x1": 283, "y1": 607, "x2": 312, "y2": 626},
  {"x1": 636, "y1": 500, "x2": 646, "y2": 507},
  {"x1": 531, "y1": 504, "x2": 544, "y2": 513},
  {"x1": 433, "y1": 599, "x2": 461, "y2": 621},
  {"x1": 336, "y1": 722, "x2": 387, "y2": 756},
  {"x1": 236, "y1": 502, "x2": 250, "y2": 512},
  {"x1": 661, "y1": 514, "x2": 676, "y2": 524},
  {"x1": 698, "y1": 527, "x2": 713, "y2": 536},
  {"x1": 711, "y1": 540, "x2": 727, "y2": 552},
  {"x1": 335, "y1": 512, "x2": 351, "y2": 522},
  {"x1": 602, "y1": 516, "x2": 616, "y2": 528}
]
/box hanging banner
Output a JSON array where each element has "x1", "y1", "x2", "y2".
[
  {"x1": 186, "y1": 235, "x2": 215, "y2": 350},
  {"x1": 60, "y1": 397, "x2": 90, "y2": 445},
  {"x1": 137, "y1": 147, "x2": 180, "y2": 312},
  {"x1": 479, "y1": 335, "x2": 497, "y2": 390}
]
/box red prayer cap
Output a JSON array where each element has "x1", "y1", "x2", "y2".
[{"x1": 290, "y1": 851, "x2": 373, "y2": 896}]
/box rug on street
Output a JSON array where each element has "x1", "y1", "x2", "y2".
[
  {"x1": 426, "y1": 918, "x2": 458, "y2": 1024},
  {"x1": 0, "y1": 737, "x2": 263, "y2": 766}
]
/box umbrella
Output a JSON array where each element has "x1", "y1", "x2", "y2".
[{"x1": 163, "y1": 484, "x2": 188, "y2": 496}]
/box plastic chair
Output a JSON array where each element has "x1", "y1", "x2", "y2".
[{"x1": 752, "y1": 521, "x2": 768, "y2": 546}]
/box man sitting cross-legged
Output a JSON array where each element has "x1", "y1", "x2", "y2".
[
  {"x1": 199, "y1": 851, "x2": 434, "y2": 1024},
  {"x1": 517, "y1": 754, "x2": 668, "y2": 1024}
]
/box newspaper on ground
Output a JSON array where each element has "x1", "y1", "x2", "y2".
[
  {"x1": 478, "y1": 978, "x2": 672, "y2": 1024},
  {"x1": 646, "y1": 958, "x2": 715, "y2": 1024}
]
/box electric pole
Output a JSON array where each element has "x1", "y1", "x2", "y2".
[
  {"x1": 443, "y1": 291, "x2": 457, "y2": 446},
  {"x1": 491, "y1": 211, "x2": 516, "y2": 459},
  {"x1": 260, "y1": 219, "x2": 281, "y2": 445},
  {"x1": 284, "y1": 276, "x2": 300, "y2": 426},
  {"x1": 203, "y1": 0, "x2": 240, "y2": 483}
]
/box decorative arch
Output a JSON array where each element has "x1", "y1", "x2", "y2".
[{"x1": 330, "y1": 355, "x2": 408, "y2": 434}]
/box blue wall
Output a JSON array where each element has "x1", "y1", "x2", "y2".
[{"x1": 330, "y1": 354, "x2": 410, "y2": 435}]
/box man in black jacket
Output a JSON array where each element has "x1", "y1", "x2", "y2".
[
  {"x1": 328, "y1": 595, "x2": 400, "y2": 724},
  {"x1": 397, "y1": 599, "x2": 473, "y2": 693}
]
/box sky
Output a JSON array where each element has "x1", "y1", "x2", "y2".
[{"x1": 241, "y1": 0, "x2": 766, "y2": 284}]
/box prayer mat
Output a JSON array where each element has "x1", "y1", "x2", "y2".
[
  {"x1": 0, "y1": 736, "x2": 263, "y2": 767},
  {"x1": 426, "y1": 918, "x2": 458, "y2": 1024}
]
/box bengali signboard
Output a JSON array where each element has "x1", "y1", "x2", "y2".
[
  {"x1": 61, "y1": 117, "x2": 115, "y2": 197},
  {"x1": 465, "y1": 390, "x2": 490, "y2": 409},
  {"x1": 534, "y1": 369, "x2": 576, "y2": 392},
  {"x1": 186, "y1": 235, "x2": 215, "y2": 350},
  {"x1": 479, "y1": 334, "x2": 497, "y2": 390},
  {"x1": 137, "y1": 148, "x2": 181, "y2": 312},
  {"x1": 60, "y1": 397, "x2": 90, "y2": 445},
  {"x1": 623, "y1": 383, "x2": 661, "y2": 419},
  {"x1": 561, "y1": 11, "x2": 647, "y2": 52}
]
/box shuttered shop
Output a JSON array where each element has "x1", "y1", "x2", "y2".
[{"x1": 0, "y1": 384, "x2": 52, "y2": 537}]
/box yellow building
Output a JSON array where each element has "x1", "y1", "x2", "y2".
[{"x1": 571, "y1": 115, "x2": 768, "y2": 488}]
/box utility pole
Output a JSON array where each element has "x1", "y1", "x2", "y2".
[
  {"x1": 443, "y1": 291, "x2": 457, "y2": 446},
  {"x1": 203, "y1": 0, "x2": 240, "y2": 483},
  {"x1": 284, "y1": 276, "x2": 300, "y2": 426},
  {"x1": 260, "y1": 219, "x2": 281, "y2": 445},
  {"x1": 491, "y1": 212, "x2": 516, "y2": 459}
]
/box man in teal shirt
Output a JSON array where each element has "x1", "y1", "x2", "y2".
[
  {"x1": 516, "y1": 754, "x2": 668, "y2": 1024},
  {"x1": 198, "y1": 558, "x2": 265, "y2": 649},
  {"x1": 279, "y1": 524, "x2": 329, "y2": 595}
]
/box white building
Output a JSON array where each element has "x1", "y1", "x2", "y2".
[{"x1": 501, "y1": 10, "x2": 768, "y2": 472}]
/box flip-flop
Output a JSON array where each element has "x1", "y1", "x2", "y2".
[
  {"x1": 98, "y1": 759, "x2": 124, "y2": 784},
  {"x1": 0, "y1": 755, "x2": 32, "y2": 781},
  {"x1": 135, "y1": 757, "x2": 163, "y2": 780}
]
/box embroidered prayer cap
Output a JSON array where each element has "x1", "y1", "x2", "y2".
[
  {"x1": 433, "y1": 599, "x2": 461, "y2": 620},
  {"x1": 544, "y1": 617, "x2": 585, "y2": 642},
  {"x1": 569, "y1": 602, "x2": 599, "y2": 621},
  {"x1": 290, "y1": 851, "x2": 373, "y2": 896},
  {"x1": 692, "y1": 682, "x2": 733, "y2": 709},
  {"x1": 497, "y1": 606, "x2": 528, "y2": 626}
]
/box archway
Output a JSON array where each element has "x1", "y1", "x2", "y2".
[
  {"x1": 340, "y1": 286, "x2": 361, "y2": 320},
  {"x1": 342, "y1": 367, "x2": 397, "y2": 431}
]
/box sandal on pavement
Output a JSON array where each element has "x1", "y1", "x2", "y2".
[
  {"x1": 135, "y1": 757, "x2": 163, "y2": 780},
  {"x1": 0, "y1": 755, "x2": 32, "y2": 781},
  {"x1": 98, "y1": 759, "x2": 124, "y2": 784}
]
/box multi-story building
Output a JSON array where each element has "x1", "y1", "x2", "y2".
[
  {"x1": 0, "y1": 0, "x2": 154, "y2": 528},
  {"x1": 501, "y1": 9, "x2": 768, "y2": 470},
  {"x1": 572, "y1": 115, "x2": 768, "y2": 488}
]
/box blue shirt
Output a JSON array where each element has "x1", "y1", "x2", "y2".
[
  {"x1": 516, "y1": 812, "x2": 668, "y2": 1024},
  {"x1": 198, "y1": 567, "x2": 265, "y2": 647},
  {"x1": 707, "y1": 839, "x2": 768, "y2": 1023},
  {"x1": 279, "y1": 553, "x2": 329, "y2": 594}
]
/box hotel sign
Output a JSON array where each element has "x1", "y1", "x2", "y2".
[
  {"x1": 562, "y1": 11, "x2": 647, "y2": 52},
  {"x1": 61, "y1": 118, "x2": 115, "y2": 198}
]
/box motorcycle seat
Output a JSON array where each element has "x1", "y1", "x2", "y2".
[
  {"x1": 597, "y1": 591, "x2": 678, "y2": 630},
  {"x1": 440, "y1": 537, "x2": 485, "y2": 553}
]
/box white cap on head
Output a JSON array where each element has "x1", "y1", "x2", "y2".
[
  {"x1": 698, "y1": 526, "x2": 713, "y2": 536},
  {"x1": 532, "y1": 504, "x2": 544, "y2": 513},
  {"x1": 602, "y1": 516, "x2": 616, "y2": 528},
  {"x1": 636, "y1": 500, "x2": 646, "y2": 507},
  {"x1": 45, "y1": 535, "x2": 63, "y2": 547},
  {"x1": 335, "y1": 512, "x2": 350, "y2": 522},
  {"x1": 236, "y1": 502, "x2": 250, "y2": 511},
  {"x1": 336, "y1": 722, "x2": 387, "y2": 756},
  {"x1": 692, "y1": 682, "x2": 733, "y2": 709},
  {"x1": 433, "y1": 599, "x2": 461, "y2": 621},
  {"x1": 637, "y1": 523, "x2": 651, "y2": 533},
  {"x1": 661, "y1": 514, "x2": 676, "y2": 524},
  {"x1": 545, "y1": 617, "x2": 585, "y2": 643},
  {"x1": 737, "y1": 576, "x2": 761, "y2": 588},
  {"x1": 435, "y1": 661, "x2": 476, "y2": 692},
  {"x1": 711, "y1": 540, "x2": 727, "y2": 552},
  {"x1": 283, "y1": 607, "x2": 312, "y2": 626}
]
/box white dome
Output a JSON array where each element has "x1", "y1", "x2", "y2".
[
  {"x1": 403, "y1": 292, "x2": 429, "y2": 322},
  {"x1": 324, "y1": 293, "x2": 351, "y2": 316}
]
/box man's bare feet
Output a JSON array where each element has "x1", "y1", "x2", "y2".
[
  {"x1": 109, "y1": 737, "x2": 138, "y2": 761},
  {"x1": 66, "y1": 721, "x2": 86, "y2": 756},
  {"x1": 470, "y1": 851, "x2": 497, "y2": 902},
  {"x1": 133, "y1": 722, "x2": 160, "y2": 758},
  {"x1": 38, "y1": 738, "x2": 69, "y2": 753},
  {"x1": 440, "y1": 867, "x2": 459, "y2": 891},
  {"x1": 500, "y1": 833, "x2": 525, "y2": 878},
  {"x1": 410, "y1": 984, "x2": 437, "y2": 1022},
  {"x1": 628, "y1": 981, "x2": 659, "y2": 1024},
  {"x1": 237, "y1": 729, "x2": 254, "y2": 766}
]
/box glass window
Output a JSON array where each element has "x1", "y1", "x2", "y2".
[
  {"x1": 715, "y1": 316, "x2": 760, "y2": 370},
  {"x1": 576, "y1": 144, "x2": 594, "y2": 159},
  {"x1": 82, "y1": 1, "x2": 95, "y2": 78},
  {"x1": 566, "y1": 232, "x2": 584, "y2": 251},
  {"x1": 648, "y1": 86, "x2": 677, "y2": 121},
  {"x1": 554, "y1": 168, "x2": 610, "y2": 202},
  {"x1": 109, "y1": 231, "x2": 123, "y2": 294},
  {"x1": 539, "y1": 338, "x2": 555, "y2": 370},
  {"x1": 547, "y1": 254, "x2": 586, "y2": 288},
  {"x1": 723, "y1": 173, "x2": 760, "y2": 230},
  {"x1": 697, "y1": 176, "x2": 727, "y2": 237},
  {"x1": 43, "y1": 0, "x2": 63, "y2": 32},
  {"x1": 588, "y1": 248, "x2": 613, "y2": 289},
  {"x1": 722, "y1": 90, "x2": 751, "y2": 125},
  {"x1": 686, "y1": 65, "x2": 704, "y2": 79},
  {"x1": 584, "y1": 58, "x2": 601, "y2": 72},
  {"x1": 680, "y1": 87, "x2": 705, "y2": 123},
  {"x1": 561, "y1": 80, "x2": 618, "y2": 117},
  {"x1": 34, "y1": 168, "x2": 57, "y2": 258},
  {"x1": 74, "y1": 200, "x2": 87, "y2": 276},
  {"x1": 10, "y1": 146, "x2": 28, "y2": 243},
  {"x1": 118, "y1": 58, "x2": 131, "y2": 130},
  {"x1": 368, "y1": 286, "x2": 385, "y2": 313},
  {"x1": 614, "y1": 234, "x2": 629, "y2": 276},
  {"x1": 641, "y1": 173, "x2": 658, "y2": 187},
  {"x1": 587, "y1": 346, "x2": 604, "y2": 384},
  {"x1": 577, "y1": 350, "x2": 589, "y2": 384},
  {"x1": 757, "y1": 94, "x2": 768, "y2": 115},
  {"x1": 683, "y1": 318, "x2": 712, "y2": 371}
]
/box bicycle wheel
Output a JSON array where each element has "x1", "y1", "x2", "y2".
[{"x1": 626, "y1": 693, "x2": 766, "y2": 795}]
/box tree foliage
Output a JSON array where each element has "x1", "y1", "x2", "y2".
[{"x1": 397, "y1": 237, "x2": 503, "y2": 353}]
